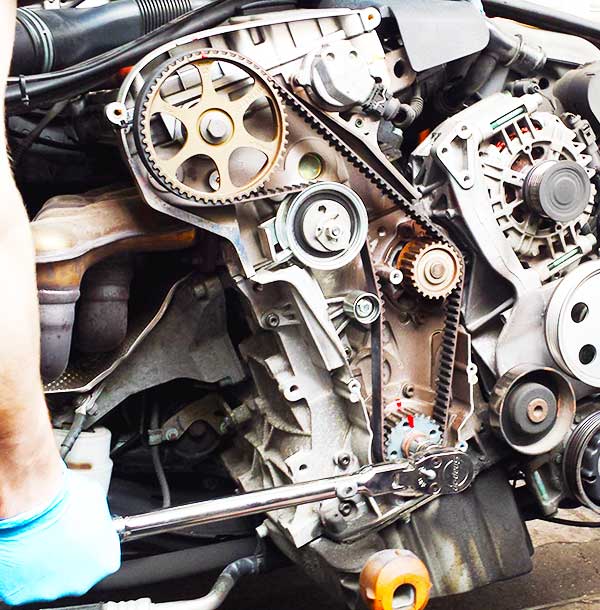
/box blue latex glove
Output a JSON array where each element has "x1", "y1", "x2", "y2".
[{"x1": 0, "y1": 468, "x2": 121, "y2": 605}]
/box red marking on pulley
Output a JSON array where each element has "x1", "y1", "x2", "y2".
[{"x1": 407, "y1": 414, "x2": 415, "y2": 428}]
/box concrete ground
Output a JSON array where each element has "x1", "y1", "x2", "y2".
[{"x1": 116, "y1": 508, "x2": 600, "y2": 610}]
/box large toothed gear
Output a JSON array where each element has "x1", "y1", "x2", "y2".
[
  {"x1": 397, "y1": 239, "x2": 463, "y2": 300},
  {"x1": 134, "y1": 49, "x2": 287, "y2": 205}
]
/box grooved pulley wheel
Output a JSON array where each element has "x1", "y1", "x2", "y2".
[{"x1": 134, "y1": 49, "x2": 287, "y2": 204}]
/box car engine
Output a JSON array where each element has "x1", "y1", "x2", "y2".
[{"x1": 9, "y1": 0, "x2": 600, "y2": 607}]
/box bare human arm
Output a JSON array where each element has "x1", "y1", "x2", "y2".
[
  {"x1": 0, "y1": 0, "x2": 64, "y2": 518},
  {"x1": 0, "y1": 5, "x2": 120, "y2": 605}
]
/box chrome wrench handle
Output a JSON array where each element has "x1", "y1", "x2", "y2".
[{"x1": 114, "y1": 449, "x2": 472, "y2": 542}]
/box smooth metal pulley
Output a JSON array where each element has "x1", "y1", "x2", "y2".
[
  {"x1": 276, "y1": 182, "x2": 368, "y2": 270},
  {"x1": 489, "y1": 364, "x2": 575, "y2": 455},
  {"x1": 546, "y1": 260, "x2": 600, "y2": 386}
]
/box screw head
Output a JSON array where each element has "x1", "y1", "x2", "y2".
[
  {"x1": 429, "y1": 262, "x2": 445, "y2": 280},
  {"x1": 206, "y1": 118, "x2": 228, "y2": 140}
]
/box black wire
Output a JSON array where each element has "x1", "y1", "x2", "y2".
[
  {"x1": 9, "y1": 130, "x2": 82, "y2": 151},
  {"x1": 12, "y1": 100, "x2": 69, "y2": 164},
  {"x1": 542, "y1": 516, "x2": 600, "y2": 528},
  {"x1": 5, "y1": 0, "x2": 296, "y2": 112},
  {"x1": 7, "y1": 0, "x2": 236, "y2": 110}
]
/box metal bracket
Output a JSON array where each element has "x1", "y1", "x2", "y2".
[{"x1": 148, "y1": 394, "x2": 228, "y2": 445}]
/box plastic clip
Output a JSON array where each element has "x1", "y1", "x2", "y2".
[{"x1": 18, "y1": 75, "x2": 30, "y2": 107}]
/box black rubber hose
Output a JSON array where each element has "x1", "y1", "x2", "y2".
[
  {"x1": 445, "y1": 17, "x2": 545, "y2": 105},
  {"x1": 6, "y1": 0, "x2": 293, "y2": 112},
  {"x1": 459, "y1": 52, "x2": 499, "y2": 98},
  {"x1": 93, "y1": 537, "x2": 259, "y2": 591},
  {"x1": 12, "y1": 0, "x2": 208, "y2": 76},
  {"x1": 152, "y1": 556, "x2": 264, "y2": 610},
  {"x1": 483, "y1": 0, "x2": 600, "y2": 46}
]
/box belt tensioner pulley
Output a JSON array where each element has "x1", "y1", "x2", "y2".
[{"x1": 133, "y1": 49, "x2": 287, "y2": 204}]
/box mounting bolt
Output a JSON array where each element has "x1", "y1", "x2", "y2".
[
  {"x1": 357, "y1": 298, "x2": 374, "y2": 317},
  {"x1": 429, "y1": 263, "x2": 445, "y2": 280},
  {"x1": 193, "y1": 283, "x2": 208, "y2": 299},
  {"x1": 335, "y1": 452, "x2": 352, "y2": 469},
  {"x1": 206, "y1": 118, "x2": 229, "y2": 141},
  {"x1": 200, "y1": 110, "x2": 233, "y2": 144},
  {"x1": 376, "y1": 263, "x2": 403, "y2": 286},
  {"x1": 326, "y1": 225, "x2": 342, "y2": 240},
  {"x1": 343, "y1": 291, "x2": 381, "y2": 324},
  {"x1": 339, "y1": 502, "x2": 353, "y2": 517},
  {"x1": 402, "y1": 384, "x2": 415, "y2": 399},
  {"x1": 164, "y1": 427, "x2": 179, "y2": 442},
  {"x1": 263, "y1": 312, "x2": 280, "y2": 328}
]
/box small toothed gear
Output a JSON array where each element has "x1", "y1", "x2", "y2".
[
  {"x1": 134, "y1": 48, "x2": 287, "y2": 205},
  {"x1": 397, "y1": 239, "x2": 463, "y2": 300},
  {"x1": 384, "y1": 412, "x2": 443, "y2": 460}
]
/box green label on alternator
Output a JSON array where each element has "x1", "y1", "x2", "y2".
[{"x1": 491, "y1": 105, "x2": 527, "y2": 130}]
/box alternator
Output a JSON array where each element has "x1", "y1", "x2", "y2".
[{"x1": 480, "y1": 110, "x2": 595, "y2": 263}]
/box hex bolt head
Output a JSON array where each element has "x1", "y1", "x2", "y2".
[
  {"x1": 429, "y1": 262, "x2": 445, "y2": 280},
  {"x1": 356, "y1": 297, "x2": 375, "y2": 318},
  {"x1": 335, "y1": 452, "x2": 352, "y2": 469},
  {"x1": 206, "y1": 118, "x2": 228, "y2": 140},
  {"x1": 339, "y1": 502, "x2": 353, "y2": 517},
  {"x1": 344, "y1": 291, "x2": 380, "y2": 324},
  {"x1": 200, "y1": 111, "x2": 233, "y2": 145},
  {"x1": 326, "y1": 225, "x2": 342, "y2": 240},
  {"x1": 402, "y1": 384, "x2": 415, "y2": 399},
  {"x1": 263, "y1": 312, "x2": 280, "y2": 328},
  {"x1": 165, "y1": 427, "x2": 179, "y2": 442}
]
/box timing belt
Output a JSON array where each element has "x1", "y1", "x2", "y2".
[{"x1": 268, "y1": 84, "x2": 464, "y2": 444}]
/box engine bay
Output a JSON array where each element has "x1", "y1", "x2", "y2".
[{"x1": 9, "y1": 0, "x2": 600, "y2": 607}]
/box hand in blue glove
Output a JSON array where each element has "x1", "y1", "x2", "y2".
[{"x1": 0, "y1": 468, "x2": 121, "y2": 605}]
